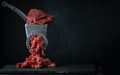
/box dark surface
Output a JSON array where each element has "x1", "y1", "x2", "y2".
[
  {"x1": 0, "y1": 65, "x2": 102, "y2": 74},
  {"x1": 0, "y1": 0, "x2": 120, "y2": 74}
]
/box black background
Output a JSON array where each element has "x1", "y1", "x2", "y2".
[{"x1": 0, "y1": 0, "x2": 120, "y2": 74}]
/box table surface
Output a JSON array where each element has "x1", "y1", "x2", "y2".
[{"x1": 0, "y1": 65, "x2": 102, "y2": 74}]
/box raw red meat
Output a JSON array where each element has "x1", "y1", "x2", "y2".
[
  {"x1": 16, "y1": 9, "x2": 56, "y2": 69},
  {"x1": 26, "y1": 9, "x2": 54, "y2": 25}
]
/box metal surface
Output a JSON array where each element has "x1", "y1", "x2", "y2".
[
  {"x1": 25, "y1": 24, "x2": 48, "y2": 49},
  {"x1": 2, "y1": 1, "x2": 27, "y2": 21}
]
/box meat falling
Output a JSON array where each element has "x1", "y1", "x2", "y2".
[{"x1": 16, "y1": 9, "x2": 56, "y2": 69}]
